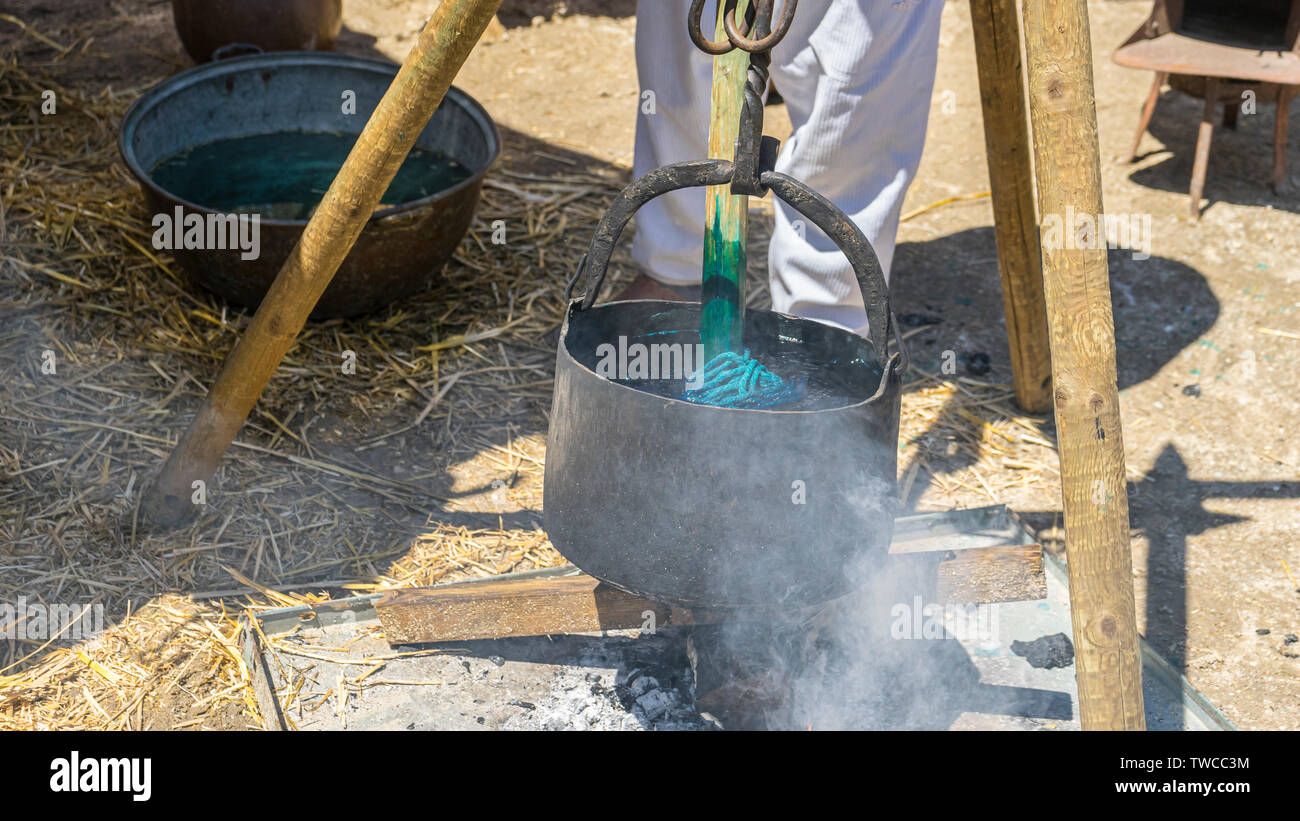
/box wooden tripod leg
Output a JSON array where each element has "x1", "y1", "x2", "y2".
[
  {"x1": 1024, "y1": 0, "x2": 1146, "y2": 731},
  {"x1": 971, "y1": 0, "x2": 1053, "y2": 413},
  {"x1": 1189, "y1": 76, "x2": 1219, "y2": 218},
  {"x1": 1127, "y1": 72, "x2": 1167, "y2": 163},
  {"x1": 1273, "y1": 86, "x2": 1294, "y2": 191}
]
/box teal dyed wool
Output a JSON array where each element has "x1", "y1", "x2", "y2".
[{"x1": 682, "y1": 350, "x2": 806, "y2": 409}]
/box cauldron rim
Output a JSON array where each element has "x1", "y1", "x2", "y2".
[
  {"x1": 559, "y1": 297, "x2": 898, "y2": 415},
  {"x1": 118, "y1": 51, "x2": 501, "y2": 229}
]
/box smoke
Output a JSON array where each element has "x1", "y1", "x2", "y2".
[
  {"x1": 700, "y1": 466, "x2": 983, "y2": 731},
  {"x1": 780, "y1": 546, "x2": 972, "y2": 731}
]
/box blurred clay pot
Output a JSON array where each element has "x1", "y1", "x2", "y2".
[{"x1": 171, "y1": 0, "x2": 344, "y2": 63}]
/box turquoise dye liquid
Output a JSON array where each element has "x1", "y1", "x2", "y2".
[
  {"x1": 623, "y1": 327, "x2": 876, "y2": 411},
  {"x1": 150, "y1": 131, "x2": 471, "y2": 220}
]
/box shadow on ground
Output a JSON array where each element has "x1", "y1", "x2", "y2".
[{"x1": 1123, "y1": 83, "x2": 1300, "y2": 213}]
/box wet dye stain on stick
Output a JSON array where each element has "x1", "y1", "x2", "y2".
[
  {"x1": 701, "y1": 205, "x2": 745, "y2": 361},
  {"x1": 150, "y1": 131, "x2": 471, "y2": 220}
]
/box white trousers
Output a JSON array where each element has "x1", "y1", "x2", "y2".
[{"x1": 631, "y1": 0, "x2": 944, "y2": 334}]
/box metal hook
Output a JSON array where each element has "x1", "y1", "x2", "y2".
[
  {"x1": 687, "y1": 0, "x2": 742, "y2": 55},
  {"x1": 688, "y1": 0, "x2": 791, "y2": 56},
  {"x1": 723, "y1": 0, "x2": 797, "y2": 53}
]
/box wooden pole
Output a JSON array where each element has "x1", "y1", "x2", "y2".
[
  {"x1": 142, "y1": 0, "x2": 503, "y2": 528},
  {"x1": 701, "y1": 0, "x2": 750, "y2": 361},
  {"x1": 1273, "y1": 86, "x2": 1295, "y2": 190},
  {"x1": 1188, "y1": 76, "x2": 1218, "y2": 217},
  {"x1": 1126, "y1": 72, "x2": 1167, "y2": 164},
  {"x1": 1272, "y1": 86, "x2": 1294, "y2": 190},
  {"x1": 1022, "y1": 0, "x2": 1146, "y2": 729},
  {"x1": 969, "y1": 0, "x2": 1052, "y2": 413}
]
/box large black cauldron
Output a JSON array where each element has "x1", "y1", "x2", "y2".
[{"x1": 544, "y1": 161, "x2": 906, "y2": 609}]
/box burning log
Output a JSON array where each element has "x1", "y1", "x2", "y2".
[
  {"x1": 372, "y1": 507, "x2": 1046, "y2": 645},
  {"x1": 374, "y1": 572, "x2": 725, "y2": 645},
  {"x1": 686, "y1": 619, "x2": 814, "y2": 730}
]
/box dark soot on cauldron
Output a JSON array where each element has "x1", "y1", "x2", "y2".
[{"x1": 150, "y1": 132, "x2": 472, "y2": 220}]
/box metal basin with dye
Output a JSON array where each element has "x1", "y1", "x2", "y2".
[
  {"x1": 119, "y1": 51, "x2": 499, "y2": 318},
  {"x1": 544, "y1": 162, "x2": 906, "y2": 609}
]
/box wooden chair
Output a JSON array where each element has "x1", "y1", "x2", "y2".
[{"x1": 1113, "y1": 0, "x2": 1300, "y2": 215}]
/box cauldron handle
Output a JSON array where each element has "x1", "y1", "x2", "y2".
[
  {"x1": 565, "y1": 159, "x2": 732, "y2": 306},
  {"x1": 211, "y1": 42, "x2": 265, "y2": 61},
  {"x1": 565, "y1": 159, "x2": 903, "y2": 372}
]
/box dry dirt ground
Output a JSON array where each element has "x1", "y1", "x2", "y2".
[{"x1": 1, "y1": 0, "x2": 1297, "y2": 729}]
